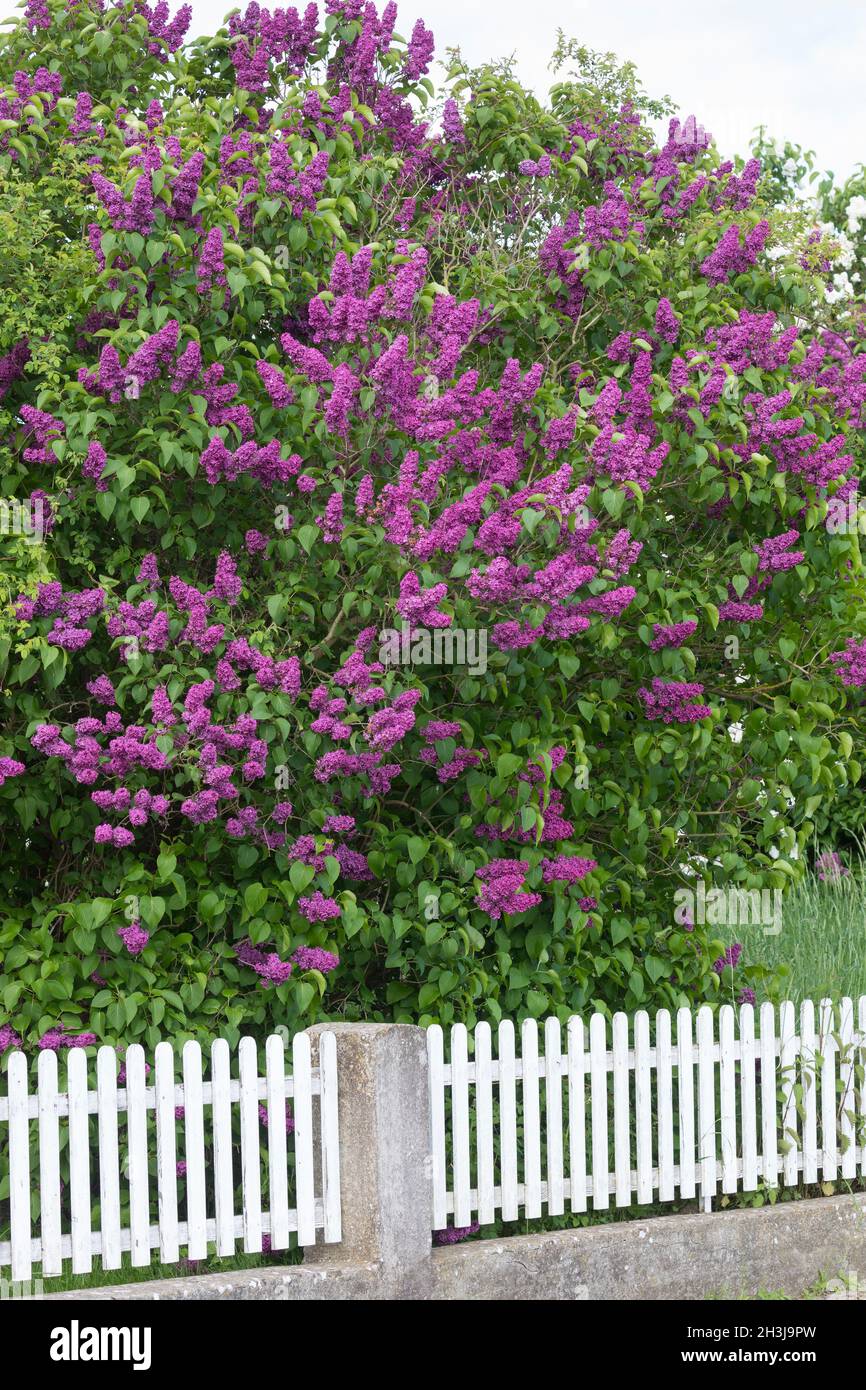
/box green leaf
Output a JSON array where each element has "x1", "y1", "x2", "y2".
[
  {"x1": 156, "y1": 851, "x2": 177, "y2": 881},
  {"x1": 244, "y1": 883, "x2": 268, "y2": 915},
  {"x1": 496, "y1": 753, "x2": 523, "y2": 778},
  {"x1": 295, "y1": 982, "x2": 316, "y2": 1013},
  {"x1": 290, "y1": 862, "x2": 316, "y2": 893}
]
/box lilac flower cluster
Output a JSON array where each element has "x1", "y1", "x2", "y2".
[
  {"x1": 258, "y1": 1102, "x2": 295, "y2": 1134},
  {"x1": 266, "y1": 144, "x2": 329, "y2": 214},
  {"x1": 19, "y1": 405, "x2": 64, "y2": 463},
  {"x1": 297, "y1": 891, "x2": 342, "y2": 923},
  {"x1": 0, "y1": 1023, "x2": 23, "y2": 1054},
  {"x1": 650, "y1": 621, "x2": 697, "y2": 651},
  {"x1": 38, "y1": 1029, "x2": 97, "y2": 1052},
  {"x1": 234, "y1": 940, "x2": 294, "y2": 985},
  {"x1": 540, "y1": 855, "x2": 598, "y2": 884},
  {"x1": 830, "y1": 637, "x2": 866, "y2": 687},
  {"x1": 14, "y1": 581, "x2": 105, "y2": 652},
  {"x1": 0, "y1": 68, "x2": 62, "y2": 157},
  {"x1": 433, "y1": 1223, "x2": 480, "y2": 1245},
  {"x1": 117, "y1": 920, "x2": 150, "y2": 955},
  {"x1": 712, "y1": 942, "x2": 743, "y2": 975},
  {"x1": 754, "y1": 530, "x2": 804, "y2": 572},
  {"x1": 700, "y1": 222, "x2": 769, "y2": 284},
  {"x1": 474, "y1": 859, "x2": 542, "y2": 920},
  {"x1": 292, "y1": 945, "x2": 340, "y2": 973},
  {"x1": 0, "y1": 756, "x2": 26, "y2": 787},
  {"x1": 638, "y1": 680, "x2": 712, "y2": 724},
  {"x1": 816, "y1": 850, "x2": 849, "y2": 883}
]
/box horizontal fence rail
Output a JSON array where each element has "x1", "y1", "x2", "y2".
[
  {"x1": 0, "y1": 1031, "x2": 340, "y2": 1282},
  {"x1": 427, "y1": 998, "x2": 866, "y2": 1228}
]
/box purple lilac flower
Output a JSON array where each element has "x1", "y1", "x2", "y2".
[{"x1": 117, "y1": 921, "x2": 149, "y2": 955}]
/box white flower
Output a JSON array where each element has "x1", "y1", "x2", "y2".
[
  {"x1": 826, "y1": 271, "x2": 855, "y2": 303},
  {"x1": 846, "y1": 193, "x2": 866, "y2": 232},
  {"x1": 817, "y1": 222, "x2": 855, "y2": 268}
]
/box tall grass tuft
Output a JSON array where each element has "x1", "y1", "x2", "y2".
[{"x1": 737, "y1": 846, "x2": 866, "y2": 1005}]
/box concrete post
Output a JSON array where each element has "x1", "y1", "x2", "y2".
[{"x1": 304, "y1": 1023, "x2": 432, "y2": 1295}]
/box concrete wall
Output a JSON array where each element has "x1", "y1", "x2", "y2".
[{"x1": 44, "y1": 1194, "x2": 866, "y2": 1301}]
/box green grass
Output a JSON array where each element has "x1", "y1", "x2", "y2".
[
  {"x1": 27, "y1": 1244, "x2": 302, "y2": 1295},
  {"x1": 738, "y1": 849, "x2": 866, "y2": 1005}
]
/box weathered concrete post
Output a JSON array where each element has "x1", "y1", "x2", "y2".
[{"x1": 304, "y1": 1023, "x2": 432, "y2": 1295}]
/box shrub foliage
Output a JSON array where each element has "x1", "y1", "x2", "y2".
[{"x1": 2, "y1": 1, "x2": 866, "y2": 1053}]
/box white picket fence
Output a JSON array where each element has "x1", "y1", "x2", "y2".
[
  {"x1": 427, "y1": 998, "x2": 866, "y2": 1229},
  {"x1": 0, "y1": 1032, "x2": 340, "y2": 1282},
  {"x1": 5, "y1": 996, "x2": 866, "y2": 1283}
]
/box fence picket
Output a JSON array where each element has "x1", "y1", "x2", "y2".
[
  {"x1": 265, "y1": 1034, "x2": 290, "y2": 1251},
  {"x1": 451, "y1": 1024, "x2": 472, "y2": 1228},
  {"x1": 676, "y1": 1007, "x2": 696, "y2": 1199},
  {"x1": 319, "y1": 1031, "x2": 342, "y2": 1244},
  {"x1": 634, "y1": 1011, "x2": 653, "y2": 1205},
  {"x1": 210, "y1": 1037, "x2": 235, "y2": 1258},
  {"x1": 545, "y1": 1018, "x2": 565, "y2": 1216},
  {"x1": 759, "y1": 1003, "x2": 779, "y2": 1190},
  {"x1": 292, "y1": 1033, "x2": 316, "y2": 1245},
  {"x1": 498, "y1": 1020, "x2": 519, "y2": 1221},
  {"x1": 859, "y1": 997, "x2": 866, "y2": 1178},
  {"x1": 656, "y1": 1010, "x2": 675, "y2": 1202},
  {"x1": 566, "y1": 1016, "x2": 587, "y2": 1214},
  {"x1": 182, "y1": 1041, "x2": 207, "y2": 1260},
  {"x1": 589, "y1": 1012, "x2": 609, "y2": 1209},
  {"x1": 125, "y1": 1044, "x2": 150, "y2": 1266},
  {"x1": 37, "y1": 1050, "x2": 62, "y2": 1277},
  {"x1": 521, "y1": 1020, "x2": 542, "y2": 1219},
  {"x1": 8, "y1": 1050, "x2": 31, "y2": 1282},
  {"x1": 67, "y1": 1048, "x2": 92, "y2": 1274},
  {"x1": 95, "y1": 1046, "x2": 122, "y2": 1272},
  {"x1": 612, "y1": 1012, "x2": 631, "y2": 1207},
  {"x1": 475, "y1": 1022, "x2": 495, "y2": 1226},
  {"x1": 718, "y1": 1006, "x2": 737, "y2": 1194},
  {"x1": 426, "y1": 1025, "x2": 447, "y2": 1230},
  {"x1": 239, "y1": 1036, "x2": 263, "y2": 1253},
  {"x1": 800, "y1": 999, "x2": 819, "y2": 1184},
  {"x1": 696, "y1": 1007, "x2": 716, "y2": 1205},
  {"x1": 779, "y1": 1001, "x2": 798, "y2": 1189},
  {"x1": 819, "y1": 999, "x2": 838, "y2": 1181},
  {"x1": 739, "y1": 1004, "x2": 758, "y2": 1192},
  {"x1": 154, "y1": 1042, "x2": 179, "y2": 1265},
  {"x1": 839, "y1": 998, "x2": 857, "y2": 1182}
]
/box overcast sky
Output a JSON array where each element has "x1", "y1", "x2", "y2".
[
  {"x1": 10, "y1": 0, "x2": 864, "y2": 179},
  {"x1": 187, "y1": 0, "x2": 866, "y2": 180}
]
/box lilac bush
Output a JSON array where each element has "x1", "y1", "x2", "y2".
[{"x1": 0, "y1": 1, "x2": 865, "y2": 1060}]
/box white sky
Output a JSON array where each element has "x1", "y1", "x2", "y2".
[{"x1": 11, "y1": 0, "x2": 866, "y2": 179}]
